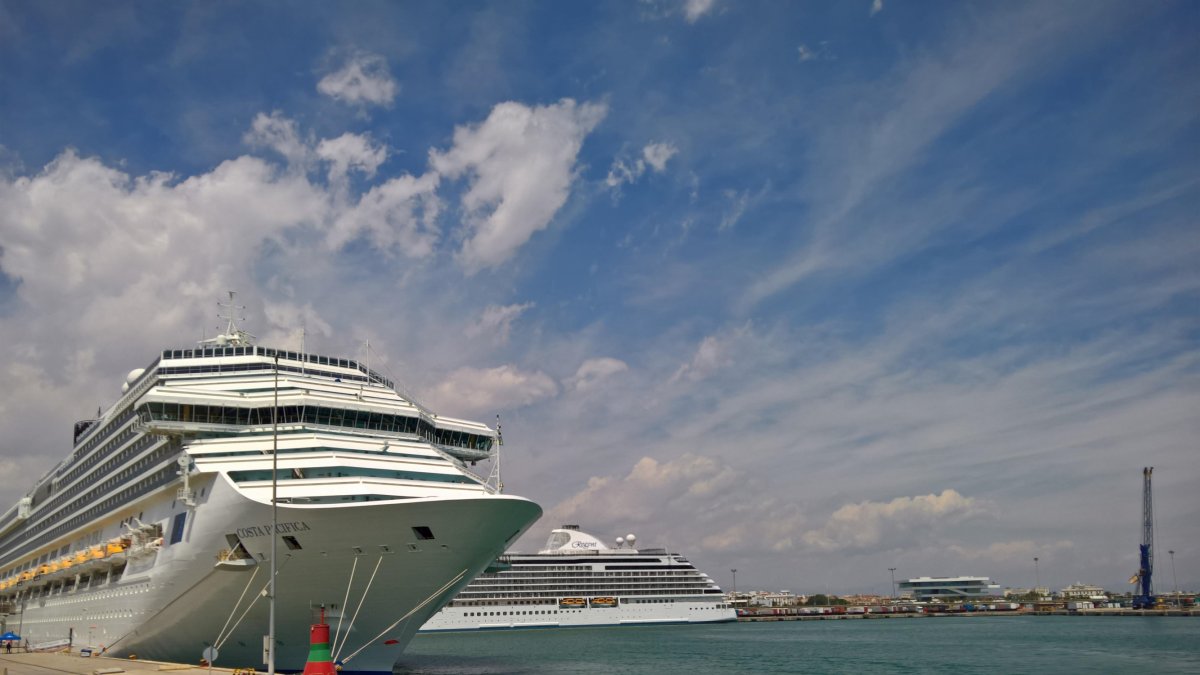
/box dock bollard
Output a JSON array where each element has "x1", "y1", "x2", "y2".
[{"x1": 301, "y1": 616, "x2": 336, "y2": 675}]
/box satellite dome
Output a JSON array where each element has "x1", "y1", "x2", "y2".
[
  {"x1": 626, "y1": 534, "x2": 636, "y2": 544},
  {"x1": 616, "y1": 537, "x2": 625, "y2": 546},
  {"x1": 121, "y1": 382, "x2": 129, "y2": 393},
  {"x1": 126, "y1": 368, "x2": 146, "y2": 384}
]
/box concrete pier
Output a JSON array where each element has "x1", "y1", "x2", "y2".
[{"x1": 0, "y1": 651, "x2": 231, "y2": 675}]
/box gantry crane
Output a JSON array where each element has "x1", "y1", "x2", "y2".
[{"x1": 1130, "y1": 467, "x2": 1156, "y2": 610}]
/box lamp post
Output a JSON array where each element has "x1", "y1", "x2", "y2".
[
  {"x1": 267, "y1": 353, "x2": 278, "y2": 675},
  {"x1": 731, "y1": 569, "x2": 737, "y2": 595},
  {"x1": 1169, "y1": 550, "x2": 1178, "y2": 606},
  {"x1": 888, "y1": 568, "x2": 897, "y2": 599},
  {"x1": 1033, "y1": 557, "x2": 1040, "y2": 599}
]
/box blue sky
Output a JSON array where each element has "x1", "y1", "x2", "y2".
[{"x1": 1, "y1": 0, "x2": 1197, "y2": 595}]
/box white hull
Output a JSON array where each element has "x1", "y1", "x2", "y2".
[
  {"x1": 421, "y1": 598, "x2": 736, "y2": 632},
  {"x1": 7, "y1": 475, "x2": 540, "y2": 672}
]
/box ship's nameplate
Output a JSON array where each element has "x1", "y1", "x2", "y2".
[{"x1": 236, "y1": 521, "x2": 312, "y2": 538}]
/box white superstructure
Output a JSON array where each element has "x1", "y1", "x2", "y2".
[
  {"x1": 419, "y1": 525, "x2": 735, "y2": 632},
  {"x1": 0, "y1": 314, "x2": 541, "y2": 673}
]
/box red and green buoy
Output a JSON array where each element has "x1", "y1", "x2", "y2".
[{"x1": 301, "y1": 610, "x2": 336, "y2": 675}]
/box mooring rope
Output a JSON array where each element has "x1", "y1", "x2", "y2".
[
  {"x1": 214, "y1": 556, "x2": 291, "y2": 651},
  {"x1": 212, "y1": 567, "x2": 260, "y2": 650},
  {"x1": 338, "y1": 568, "x2": 466, "y2": 667},
  {"x1": 331, "y1": 556, "x2": 382, "y2": 662},
  {"x1": 330, "y1": 555, "x2": 359, "y2": 658}
]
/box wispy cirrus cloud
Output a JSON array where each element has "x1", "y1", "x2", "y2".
[{"x1": 606, "y1": 141, "x2": 679, "y2": 191}]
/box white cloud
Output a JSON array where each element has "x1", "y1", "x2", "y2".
[
  {"x1": 801, "y1": 490, "x2": 984, "y2": 553},
  {"x1": 606, "y1": 141, "x2": 678, "y2": 190},
  {"x1": 683, "y1": 0, "x2": 716, "y2": 23},
  {"x1": 465, "y1": 302, "x2": 534, "y2": 340},
  {"x1": 549, "y1": 454, "x2": 742, "y2": 528},
  {"x1": 326, "y1": 172, "x2": 440, "y2": 254},
  {"x1": 244, "y1": 112, "x2": 310, "y2": 167},
  {"x1": 798, "y1": 44, "x2": 816, "y2": 62},
  {"x1": 242, "y1": 115, "x2": 432, "y2": 256},
  {"x1": 718, "y1": 188, "x2": 748, "y2": 231},
  {"x1": 430, "y1": 99, "x2": 607, "y2": 270},
  {"x1": 316, "y1": 132, "x2": 388, "y2": 183},
  {"x1": 317, "y1": 53, "x2": 398, "y2": 107},
  {"x1": 260, "y1": 301, "x2": 335, "y2": 350},
  {"x1": 605, "y1": 161, "x2": 635, "y2": 189},
  {"x1": 542, "y1": 453, "x2": 807, "y2": 555},
  {"x1": 424, "y1": 364, "x2": 558, "y2": 417},
  {"x1": 641, "y1": 142, "x2": 678, "y2": 172},
  {"x1": 669, "y1": 325, "x2": 750, "y2": 383},
  {"x1": 566, "y1": 357, "x2": 629, "y2": 391},
  {"x1": 870, "y1": 0, "x2": 884, "y2": 17},
  {"x1": 948, "y1": 539, "x2": 1074, "y2": 562}
]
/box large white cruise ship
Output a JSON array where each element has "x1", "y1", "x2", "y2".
[
  {"x1": 0, "y1": 311, "x2": 541, "y2": 673},
  {"x1": 419, "y1": 525, "x2": 735, "y2": 631}
]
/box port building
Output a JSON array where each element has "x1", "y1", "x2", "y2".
[{"x1": 898, "y1": 576, "x2": 1000, "y2": 602}]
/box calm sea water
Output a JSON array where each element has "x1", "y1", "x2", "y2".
[{"x1": 397, "y1": 616, "x2": 1200, "y2": 674}]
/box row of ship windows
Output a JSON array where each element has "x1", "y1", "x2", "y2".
[
  {"x1": 229, "y1": 467, "x2": 478, "y2": 485},
  {"x1": 161, "y1": 346, "x2": 393, "y2": 389},
  {"x1": 142, "y1": 403, "x2": 494, "y2": 451},
  {"x1": 465, "y1": 610, "x2": 560, "y2": 617},
  {"x1": 281, "y1": 495, "x2": 417, "y2": 504},
  {"x1": 61, "y1": 410, "x2": 139, "y2": 484},
  {"x1": 458, "y1": 583, "x2": 715, "y2": 593},
  {"x1": 451, "y1": 593, "x2": 710, "y2": 605},
  {"x1": 476, "y1": 571, "x2": 704, "y2": 579},
  {"x1": 25, "y1": 445, "x2": 174, "y2": 538},
  {"x1": 159, "y1": 363, "x2": 380, "y2": 389},
  {"x1": 0, "y1": 445, "x2": 173, "y2": 558},
  {"x1": 29, "y1": 438, "x2": 164, "y2": 534},
  {"x1": 466, "y1": 580, "x2": 716, "y2": 587},
  {"x1": 191, "y1": 441, "x2": 437, "y2": 462},
  {"x1": 0, "y1": 467, "x2": 175, "y2": 569}
]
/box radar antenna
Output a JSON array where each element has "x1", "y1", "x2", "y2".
[{"x1": 199, "y1": 291, "x2": 256, "y2": 347}]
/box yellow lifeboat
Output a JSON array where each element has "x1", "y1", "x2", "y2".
[
  {"x1": 36, "y1": 564, "x2": 51, "y2": 576},
  {"x1": 105, "y1": 540, "x2": 126, "y2": 556},
  {"x1": 59, "y1": 556, "x2": 74, "y2": 571},
  {"x1": 74, "y1": 550, "x2": 89, "y2": 565},
  {"x1": 45, "y1": 561, "x2": 61, "y2": 574},
  {"x1": 88, "y1": 545, "x2": 105, "y2": 560},
  {"x1": 19, "y1": 570, "x2": 34, "y2": 582}
]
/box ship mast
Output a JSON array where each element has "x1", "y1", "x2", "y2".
[{"x1": 200, "y1": 291, "x2": 256, "y2": 347}]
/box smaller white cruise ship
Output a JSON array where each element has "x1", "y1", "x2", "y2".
[{"x1": 419, "y1": 525, "x2": 735, "y2": 632}]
